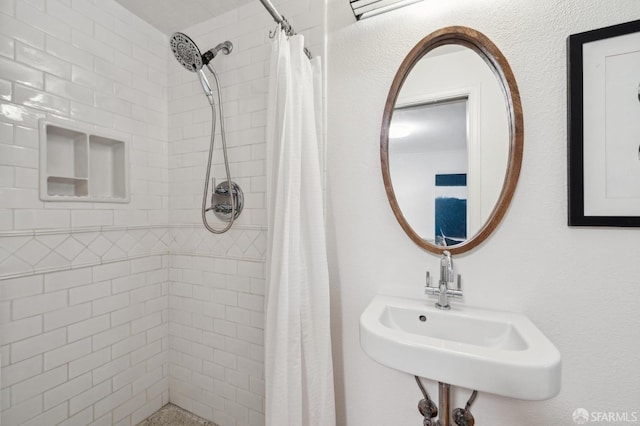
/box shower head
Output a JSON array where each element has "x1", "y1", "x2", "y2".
[
  {"x1": 170, "y1": 32, "x2": 233, "y2": 72},
  {"x1": 170, "y1": 33, "x2": 233, "y2": 106},
  {"x1": 170, "y1": 32, "x2": 203, "y2": 72}
]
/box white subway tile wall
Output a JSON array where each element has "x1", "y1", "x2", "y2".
[
  {"x1": 0, "y1": 0, "x2": 169, "y2": 235},
  {"x1": 1, "y1": 0, "x2": 171, "y2": 424},
  {"x1": 0, "y1": 255, "x2": 170, "y2": 426},
  {"x1": 1, "y1": 0, "x2": 324, "y2": 424}
]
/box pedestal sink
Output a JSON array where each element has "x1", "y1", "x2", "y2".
[{"x1": 360, "y1": 295, "x2": 561, "y2": 400}]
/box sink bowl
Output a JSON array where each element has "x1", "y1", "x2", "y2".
[{"x1": 360, "y1": 295, "x2": 561, "y2": 400}]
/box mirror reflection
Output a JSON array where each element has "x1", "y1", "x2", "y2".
[
  {"x1": 389, "y1": 45, "x2": 510, "y2": 246},
  {"x1": 381, "y1": 26, "x2": 523, "y2": 255}
]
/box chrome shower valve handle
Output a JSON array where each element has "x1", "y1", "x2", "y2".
[{"x1": 210, "y1": 180, "x2": 244, "y2": 222}]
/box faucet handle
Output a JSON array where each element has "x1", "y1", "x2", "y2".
[
  {"x1": 425, "y1": 271, "x2": 440, "y2": 296},
  {"x1": 447, "y1": 274, "x2": 463, "y2": 299}
]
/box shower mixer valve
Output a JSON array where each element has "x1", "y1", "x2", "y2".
[{"x1": 208, "y1": 180, "x2": 244, "y2": 222}]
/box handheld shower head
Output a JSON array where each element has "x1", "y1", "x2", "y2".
[
  {"x1": 197, "y1": 69, "x2": 215, "y2": 106},
  {"x1": 170, "y1": 32, "x2": 234, "y2": 71},
  {"x1": 170, "y1": 32, "x2": 203, "y2": 72},
  {"x1": 170, "y1": 33, "x2": 234, "y2": 106},
  {"x1": 168, "y1": 33, "x2": 213, "y2": 105}
]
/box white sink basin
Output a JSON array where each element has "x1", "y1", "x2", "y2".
[{"x1": 360, "y1": 295, "x2": 561, "y2": 400}]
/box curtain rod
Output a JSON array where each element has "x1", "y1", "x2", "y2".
[{"x1": 258, "y1": 0, "x2": 312, "y2": 59}]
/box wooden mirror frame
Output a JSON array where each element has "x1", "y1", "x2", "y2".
[{"x1": 381, "y1": 26, "x2": 523, "y2": 255}]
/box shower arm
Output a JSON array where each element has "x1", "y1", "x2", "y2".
[{"x1": 258, "y1": 0, "x2": 312, "y2": 59}]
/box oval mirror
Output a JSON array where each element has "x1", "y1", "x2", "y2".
[{"x1": 381, "y1": 26, "x2": 523, "y2": 255}]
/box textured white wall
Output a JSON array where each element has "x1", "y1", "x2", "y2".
[{"x1": 327, "y1": 1, "x2": 640, "y2": 424}]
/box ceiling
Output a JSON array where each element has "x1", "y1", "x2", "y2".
[{"x1": 115, "y1": 0, "x2": 253, "y2": 34}]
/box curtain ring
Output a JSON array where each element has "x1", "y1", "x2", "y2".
[{"x1": 269, "y1": 23, "x2": 281, "y2": 39}]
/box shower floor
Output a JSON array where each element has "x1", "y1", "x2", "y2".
[{"x1": 136, "y1": 404, "x2": 217, "y2": 426}]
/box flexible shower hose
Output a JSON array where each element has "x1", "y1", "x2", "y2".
[{"x1": 201, "y1": 63, "x2": 236, "y2": 234}]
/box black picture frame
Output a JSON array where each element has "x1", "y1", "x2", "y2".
[{"x1": 568, "y1": 19, "x2": 640, "y2": 226}]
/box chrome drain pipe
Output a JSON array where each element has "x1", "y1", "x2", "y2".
[{"x1": 437, "y1": 382, "x2": 451, "y2": 426}]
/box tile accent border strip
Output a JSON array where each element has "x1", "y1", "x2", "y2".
[{"x1": 0, "y1": 224, "x2": 267, "y2": 280}]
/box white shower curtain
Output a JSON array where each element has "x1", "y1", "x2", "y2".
[{"x1": 264, "y1": 27, "x2": 336, "y2": 426}]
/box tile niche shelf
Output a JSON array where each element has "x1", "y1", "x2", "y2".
[{"x1": 39, "y1": 121, "x2": 129, "y2": 203}]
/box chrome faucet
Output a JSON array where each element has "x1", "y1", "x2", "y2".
[{"x1": 425, "y1": 251, "x2": 462, "y2": 310}]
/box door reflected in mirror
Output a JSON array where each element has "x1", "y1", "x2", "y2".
[
  {"x1": 390, "y1": 98, "x2": 469, "y2": 245},
  {"x1": 381, "y1": 27, "x2": 523, "y2": 254}
]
